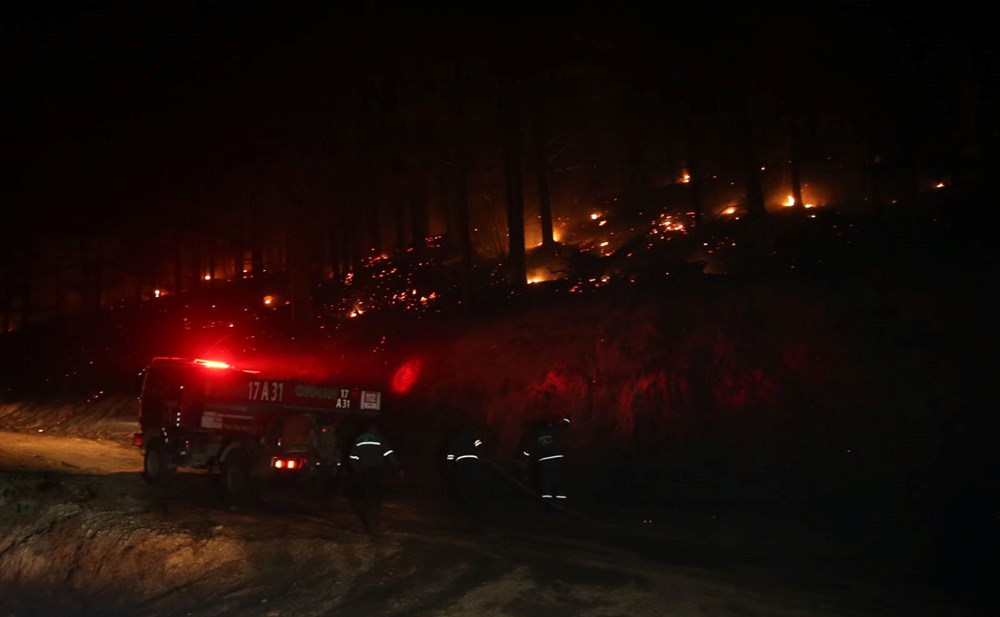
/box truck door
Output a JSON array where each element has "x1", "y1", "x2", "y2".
[{"x1": 139, "y1": 364, "x2": 186, "y2": 430}]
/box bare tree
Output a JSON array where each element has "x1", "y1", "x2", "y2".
[
  {"x1": 1, "y1": 261, "x2": 12, "y2": 333},
  {"x1": 533, "y1": 116, "x2": 555, "y2": 247},
  {"x1": 741, "y1": 105, "x2": 768, "y2": 221},
  {"x1": 787, "y1": 118, "x2": 806, "y2": 215},
  {"x1": 501, "y1": 81, "x2": 527, "y2": 288}
]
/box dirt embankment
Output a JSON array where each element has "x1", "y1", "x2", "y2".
[
  {"x1": 0, "y1": 393, "x2": 137, "y2": 443},
  {"x1": 0, "y1": 464, "x2": 393, "y2": 616}
]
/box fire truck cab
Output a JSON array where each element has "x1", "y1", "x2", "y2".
[{"x1": 134, "y1": 357, "x2": 382, "y2": 503}]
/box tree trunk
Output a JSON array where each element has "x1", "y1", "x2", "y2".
[
  {"x1": 348, "y1": 197, "x2": 363, "y2": 273},
  {"x1": 19, "y1": 269, "x2": 31, "y2": 329},
  {"x1": 339, "y1": 204, "x2": 354, "y2": 275},
  {"x1": 502, "y1": 97, "x2": 527, "y2": 288},
  {"x1": 174, "y1": 230, "x2": 185, "y2": 294},
  {"x1": 533, "y1": 117, "x2": 554, "y2": 247},
  {"x1": 409, "y1": 169, "x2": 429, "y2": 249},
  {"x1": 456, "y1": 151, "x2": 474, "y2": 311},
  {"x1": 685, "y1": 137, "x2": 705, "y2": 231},
  {"x1": 745, "y1": 163, "x2": 766, "y2": 221},
  {"x1": 249, "y1": 215, "x2": 264, "y2": 280},
  {"x1": 449, "y1": 56, "x2": 476, "y2": 311},
  {"x1": 81, "y1": 232, "x2": 104, "y2": 313},
  {"x1": 192, "y1": 236, "x2": 204, "y2": 290},
  {"x1": 1, "y1": 265, "x2": 11, "y2": 332},
  {"x1": 788, "y1": 120, "x2": 806, "y2": 214},
  {"x1": 392, "y1": 158, "x2": 407, "y2": 251},
  {"x1": 741, "y1": 103, "x2": 768, "y2": 221},
  {"x1": 207, "y1": 239, "x2": 217, "y2": 287},
  {"x1": 865, "y1": 142, "x2": 882, "y2": 214}
]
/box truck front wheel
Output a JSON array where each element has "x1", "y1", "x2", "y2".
[
  {"x1": 219, "y1": 448, "x2": 257, "y2": 504},
  {"x1": 142, "y1": 438, "x2": 175, "y2": 486}
]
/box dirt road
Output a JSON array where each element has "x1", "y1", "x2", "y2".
[{"x1": 0, "y1": 430, "x2": 981, "y2": 617}]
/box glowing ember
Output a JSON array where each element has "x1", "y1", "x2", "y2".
[
  {"x1": 783, "y1": 195, "x2": 796, "y2": 207},
  {"x1": 722, "y1": 206, "x2": 737, "y2": 215},
  {"x1": 657, "y1": 214, "x2": 686, "y2": 232},
  {"x1": 527, "y1": 268, "x2": 559, "y2": 284},
  {"x1": 204, "y1": 274, "x2": 212, "y2": 281},
  {"x1": 262, "y1": 295, "x2": 274, "y2": 307},
  {"x1": 153, "y1": 289, "x2": 162, "y2": 298},
  {"x1": 590, "y1": 212, "x2": 601, "y2": 220},
  {"x1": 935, "y1": 182, "x2": 946, "y2": 189}
]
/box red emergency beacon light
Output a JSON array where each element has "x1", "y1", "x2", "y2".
[{"x1": 193, "y1": 358, "x2": 231, "y2": 369}]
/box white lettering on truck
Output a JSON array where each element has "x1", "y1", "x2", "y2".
[
  {"x1": 294, "y1": 384, "x2": 352, "y2": 408},
  {"x1": 248, "y1": 381, "x2": 284, "y2": 402}
]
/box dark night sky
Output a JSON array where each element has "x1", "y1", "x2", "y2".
[{"x1": 2, "y1": 1, "x2": 996, "y2": 234}]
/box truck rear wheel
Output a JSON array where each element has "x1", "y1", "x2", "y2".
[
  {"x1": 142, "y1": 438, "x2": 174, "y2": 486},
  {"x1": 219, "y1": 448, "x2": 257, "y2": 504}
]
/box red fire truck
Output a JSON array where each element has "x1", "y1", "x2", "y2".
[{"x1": 134, "y1": 357, "x2": 383, "y2": 503}]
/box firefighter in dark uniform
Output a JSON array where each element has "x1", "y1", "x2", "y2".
[
  {"x1": 445, "y1": 425, "x2": 485, "y2": 529},
  {"x1": 310, "y1": 417, "x2": 342, "y2": 501},
  {"x1": 348, "y1": 421, "x2": 400, "y2": 535},
  {"x1": 522, "y1": 416, "x2": 570, "y2": 502}
]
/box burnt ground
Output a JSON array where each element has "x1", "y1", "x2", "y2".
[{"x1": 0, "y1": 421, "x2": 989, "y2": 617}]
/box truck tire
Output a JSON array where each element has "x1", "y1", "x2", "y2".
[
  {"x1": 219, "y1": 448, "x2": 257, "y2": 504},
  {"x1": 142, "y1": 438, "x2": 175, "y2": 486}
]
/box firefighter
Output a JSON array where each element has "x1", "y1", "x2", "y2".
[
  {"x1": 347, "y1": 421, "x2": 400, "y2": 535},
  {"x1": 445, "y1": 424, "x2": 485, "y2": 529},
  {"x1": 309, "y1": 417, "x2": 342, "y2": 501},
  {"x1": 522, "y1": 416, "x2": 571, "y2": 502}
]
